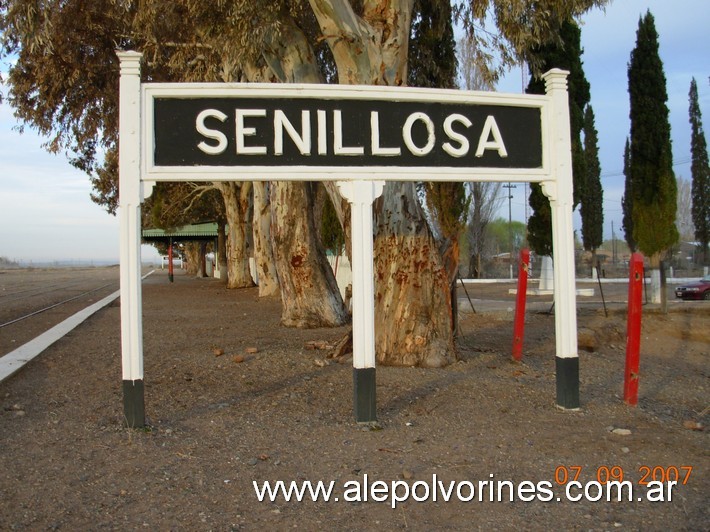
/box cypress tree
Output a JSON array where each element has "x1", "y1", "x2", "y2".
[
  {"x1": 621, "y1": 138, "x2": 636, "y2": 251},
  {"x1": 581, "y1": 105, "x2": 603, "y2": 263},
  {"x1": 689, "y1": 77, "x2": 710, "y2": 263},
  {"x1": 627, "y1": 11, "x2": 678, "y2": 266},
  {"x1": 408, "y1": 0, "x2": 457, "y2": 90},
  {"x1": 527, "y1": 184, "x2": 553, "y2": 256},
  {"x1": 526, "y1": 20, "x2": 590, "y2": 256}
]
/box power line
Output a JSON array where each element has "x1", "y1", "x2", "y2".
[{"x1": 601, "y1": 156, "x2": 692, "y2": 178}]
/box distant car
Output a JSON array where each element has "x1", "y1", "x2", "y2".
[{"x1": 675, "y1": 275, "x2": 710, "y2": 300}]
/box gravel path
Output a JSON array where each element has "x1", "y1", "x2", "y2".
[{"x1": 0, "y1": 268, "x2": 707, "y2": 529}]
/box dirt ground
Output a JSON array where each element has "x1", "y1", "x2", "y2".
[{"x1": 0, "y1": 268, "x2": 707, "y2": 530}]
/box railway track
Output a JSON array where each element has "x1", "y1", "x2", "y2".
[
  {"x1": 0, "y1": 267, "x2": 121, "y2": 358},
  {"x1": 0, "y1": 277, "x2": 91, "y2": 303},
  {"x1": 0, "y1": 283, "x2": 115, "y2": 329}
]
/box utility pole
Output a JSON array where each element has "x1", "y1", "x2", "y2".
[{"x1": 503, "y1": 183, "x2": 517, "y2": 278}]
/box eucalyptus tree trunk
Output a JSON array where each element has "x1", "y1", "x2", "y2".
[
  {"x1": 253, "y1": 181, "x2": 280, "y2": 297},
  {"x1": 256, "y1": 17, "x2": 349, "y2": 327},
  {"x1": 198, "y1": 241, "x2": 208, "y2": 278},
  {"x1": 217, "y1": 182, "x2": 255, "y2": 289},
  {"x1": 374, "y1": 183, "x2": 454, "y2": 367},
  {"x1": 217, "y1": 221, "x2": 228, "y2": 283},
  {"x1": 184, "y1": 242, "x2": 201, "y2": 277},
  {"x1": 310, "y1": 0, "x2": 455, "y2": 366},
  {"x1": 270, "y1": 182, "x2": 349, "y2": 327}
]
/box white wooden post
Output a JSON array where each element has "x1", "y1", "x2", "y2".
[
  {"x1": 542, "y1": 69, "x2": 580, "y2": 409},
  {"x1": 117, "y1": 51, "x2": 146, "y2": 427},
  {"x1": 336, "y1": 180, "x2": 385, "y2": 422}
]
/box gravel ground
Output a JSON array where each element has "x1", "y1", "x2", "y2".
[{"x1": 0, "y1": 268, "x2": 707, "y2": 530}]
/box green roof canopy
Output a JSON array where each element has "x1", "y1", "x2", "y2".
[{"x1": 142, "y1": 222, "x2": 221, "y2": 242}]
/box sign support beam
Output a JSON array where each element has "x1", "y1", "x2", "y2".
[
  {"x1": 117, "y1": 51, "x2": 146, "y2": 427},
  {"x1": 541, "y1": 69, "x2": 580, "y2": 410},
  {"x1": 336, "y1": 181, "x2": 385, "y2": 422}
]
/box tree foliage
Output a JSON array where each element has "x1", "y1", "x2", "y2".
[
  {"x1": 526, "y1": 19, "x2": 590, "y2": 208},
  {"x1": 486, "y1": 218, "x2": 527, "y2": 254},
  {"x1": 580, "y1": 105, "x2": 603, "y2": 253},
  {"x1": 409, "y1": 0, "x2": 468, "y2": 262},
  {"x1": 451, "y1": 0, "x2": 608, "y2": 85},
  {"x1": 1, "y1": 0, "x2": 609, "y2": 213},
  {"x1": 688, "y1": 77, "x2": 710, "y2": 262},
  {"x1": 409, "y1": 0, "x2": 467, "y2": 247},
  {"x1": 456, "y1": 34, "x2": 494, "y2": 92},
  {"x1": 0, "y1": 0, "x2": 611, "y2": 364},
  {"x1": 0, "y1": 1, "x2": 132, "y2": 212},
  {"x1": 408, "y1": 0, "x2": 457, "y2": 90},
  {"x1": 627, "y1": 10, "x2": 678, "y2": 263},
  {"x1": 526, "y1": 183, "x2": 552, "y2": 256},
  {"x1": 525, "y1": 19, "x2": 590, "y2": 256},
  {"x1": 320, "y1": 191, "x2": 345, "y2": 255},
  {"x1": 147, "y1": 183, "x2": 224, "y2": 232},
  {"x1": 621, "y1": 137, "x2": 636, "y2": 251}
]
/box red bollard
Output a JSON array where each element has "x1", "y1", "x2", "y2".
[
  {"x1": 624, "y1": 252, "x2": 644, "y2": 405},
  {"x1": 512, "y1": 248, "x2": 530, "y2": 361}
]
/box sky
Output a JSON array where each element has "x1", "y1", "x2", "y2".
[{"x1": 0, "y1": 0, "x2": 709, "y2": 262}]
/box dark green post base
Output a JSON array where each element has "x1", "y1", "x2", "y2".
[
  {"x1": 123, "y1": 379, "x2": 145, "y2": 428},
  {"x1": 168, "y1": 274, "x2": 174, "y2": 283},
  {"x1": 353, "y1": 367, "x2": 377, "y2": 423},
  {"x1": 555, "y1": 357, "x2": 580, "y2": 410}
]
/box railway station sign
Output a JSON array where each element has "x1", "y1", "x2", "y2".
[
  {"x1": 118, "y1": 50, "x2": 580, "y2": 428},
  {"x1": 152, "y1": 96, "x2": 542, "y2": 169},
  {"x1": 142, "y1": 83, "x2": 552, "y2": 182}
]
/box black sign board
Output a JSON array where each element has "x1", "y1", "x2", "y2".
[{"x1": 152, "y1": 97, "x2": 542, "y2": 170}]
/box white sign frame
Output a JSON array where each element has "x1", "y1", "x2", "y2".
[
  {"x1": 117, "y1": 51, "x2": 580, "y2": 427},
  {"x1": 141, "y1": 82, "x2": 552, "y2": 183}
]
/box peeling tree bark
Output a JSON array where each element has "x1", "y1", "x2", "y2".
[
  {"x1": 309, "y1": 0, "x2": 455, "y2": 366},
  {"x1": 217, "y1": 182, "x2": 255, "y2": 289},
  {"x1": 374, "y1": 183, "x2": 455, "y2": 367},
  {"x1": 309, "y1": 0, "x2": 413, "y2": 85},
  {"x1": 252, "y1": 17, "x2": 349, "y2": 326},
  {"x1": 253, "y1": 181, "x2": 280, "y2": 297},
  {"x1": 184, "y1": 242, "x2": 202, "y2": 277},
  {"x1": 271, "y1": 182, "x2": 349, "y2": 327}
]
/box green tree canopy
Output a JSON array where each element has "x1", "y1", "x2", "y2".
[
  {"x1": 487, "y1": 218, "x2": 527, "y2": 254},
  {"x1": 525, "y1": 19, "x2": 590, "y2": 256},
  {"x1": 689, "y1": 77, "x2": 710, "y2": 262},
  {"x1": 627, "y1": 10, "x2": 678, "y2": 263},
  {"x1": 0, "y1": 0, "x2": 609, "y2": 214},
  {"x1": 581, "y1": 105, "x2": 603, "y2": 253},
  {"x1": 621, "y1": 137, "x2": 636, "y2": 251}
]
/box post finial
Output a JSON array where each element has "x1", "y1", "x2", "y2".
[
  {"x1": 116, "y1": 50, "x2": 143, "y2": 76},
  {"x1": 543, "y1": 68, "x2": 569, "y2": 94}
]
